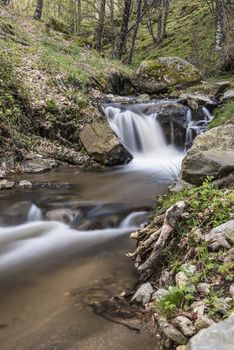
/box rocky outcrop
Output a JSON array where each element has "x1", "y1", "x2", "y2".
[
  {"x1": 133, "y1": 57, "x2": 202, "y2": 95},
  {"x1": 186, "y1": 313, "x2": 234, "y2": 350},
  {"x1": 144, "y1": 101, "x2": 189, "y2": 146},
  {"x1": 93, "y1": 68, "x2": 134, "y2": 96},
  {"x1": 205, "y1": 220, "x2": 234, "y2": 251},
  {"x1": 182, "y1": 125, "x2": 234, "y2": 185},
  {"x1": 79, "y1": 118, "x2": 132, "y2": 165},
  {"x1": 20, "y1": 157, "x2": 57, "y2": 173}
]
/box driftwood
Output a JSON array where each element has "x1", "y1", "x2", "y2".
[{"x1": 127, "y1": 201, "x2": 187, "y2": 277}]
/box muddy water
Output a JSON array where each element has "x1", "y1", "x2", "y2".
[{"x1": 0, "y1": 166, "x2": 171, "y2": 350}]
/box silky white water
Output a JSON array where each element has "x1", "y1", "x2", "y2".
[{"x1": 105, "y1": 104, "x2": 184, "y2": 174}]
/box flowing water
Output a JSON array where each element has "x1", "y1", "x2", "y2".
[{"x1": 0, "y1": 101, "x2": 211, "y2": 350}]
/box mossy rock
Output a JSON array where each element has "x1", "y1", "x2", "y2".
[
  {"x1": 133, "y1": 57, "x2": 202, "y2": 94},
  {"x1": 46, "y1": 18, "x2": 69, "y2": 35}
]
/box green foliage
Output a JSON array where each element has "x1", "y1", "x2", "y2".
[
  {"x1": 159, "y1": 177, "x2": 233, "y2": 231},
  {"x1": 209, "y1": 101, "x2": 234, "y2": 129},
  {"x1": 157, "y1": 285, "x2": 195, "y2": 317}
]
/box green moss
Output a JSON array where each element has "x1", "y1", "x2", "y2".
[{"x1": 209, "y1": 101, "x2": 234, "y2": 129}]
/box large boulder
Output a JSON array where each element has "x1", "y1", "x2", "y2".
[
  {"x1": 79, "y1": 118, "x2": 132, "y2": 165},
  {"x1": 144, "y1": 101, "x2": 189, "y2": 146},
  {"x1": 133, "y1": 57, "x2": 202, "y2": 95},
  {"x1": 182, "y1": 125, "x2": 234, "y2": 184},
  {"x1": 186, "y1": 313, "x2": 234, "y2": 350}
]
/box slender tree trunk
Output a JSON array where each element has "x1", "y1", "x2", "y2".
[
  {"x1": 110, "y1": 0, "x2": 115, "y2": 55},
  {"x1": 117, "y1": 0, "x2": 132, "y2": 60},
  {"x1": 34, "y1": 0, "x2": 44, "y2": 20},
  {"x1": 127, "y1": 0, "x2": 142, "y2": 64},
  {"x1": 96, "y1": 0, "x2": 106, "y2": 52},
  {"x1": 215, "y1": 0, "x2": 225, "y2": 50},
  {"x1": 162, "y1": 0, "x2": 170, "y2": 38}
]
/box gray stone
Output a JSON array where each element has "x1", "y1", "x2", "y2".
[
  {"x1": 182, "y1": 125, "x2": 234, "y2": 185},
  {"x1": 132, "y1": 283, "x2": 154, "y2": 305},
  {"x1": 20, "y1": 158, "x2": 57, "y2": 173},
  {"x1": 173, "y1": 316, "x2": 196, "y2": 337},
  {"x1": 211, "y1": 81, "x2": 230, "y2": 98},
  {"x1": 45, "y1": 209, "x2": 80, "y2": 224},
  {"x1": 187, "y1": 314, "x2": 234, "y2": 350},
  {"x1": 193, "y1": 305, "x2": 205, "y2": 318},
  {"x1": 222, "y1": 89, "x2": 234, "y2": 101},
  {"x1": 197, "y1": 283, "x2": 211, "y2": 295},
  {"x1": 181, "y1": 264, "x2": 197, "y2": 275},
  {"x1": 205, "y1": 220, "x2": 234, "y2": 251},
  {"x1": 179, "y1": 93, "x2": 218, "y2": 109},
  {"x1": 194, "y1": 315, "x2": 215, "y2": 332},
  {"x1": 159, "y1": 317, "x2": 187, "y2": 345},
  {"x1": 79, "y1": 118, "x2": 132, "y2": 166},
  {"x1": 0, "y1": 179, "x2": 14, "y2": 190},
  {"x1": 133, "y1": 57, "x2": 202, "y2": 94},
  {"x1": 152, "y1": 288, "x2": 169, "y2": 302},
  {"x1": 19, "y1": 180, "x2": 33, "y2": 188},
  {"x1": 176, "y1": 272, "x2": 189, "y2": 287}
]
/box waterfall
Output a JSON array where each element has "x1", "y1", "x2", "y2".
[
  {"x1": 104, "y1": 102, "x2": 213, "y2": 174},
  {"x1": 27, "y1": 204, "x2": 42, "y2": 222},
  {"x1": 105, "y1": 104, "x2": 179, "y2": 158}
]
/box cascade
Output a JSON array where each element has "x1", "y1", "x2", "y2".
[{"x1": 105, "y1": 102, "x2": 213, "y2": 165}]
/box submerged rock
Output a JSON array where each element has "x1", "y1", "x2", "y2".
[
  {"x1": 186, "y1": 313, "x2": 234, "y2": 350},
  {"x1": 0, "y1": 179, "x2": 14, "y2": 190},
  {"x1": 182, "y1": 125, "x2": 234, "y2": 184},
  {"x1": 79, "y1": 118, "x2": 132, "y2": 165},
  {"x1": 133, "y1": 57, "x2": 202, "y2": 95},
  {"x1": 45, "y1": 209, "x2": 80, "y2": 224},
  {"x1": 19, "y1": 180, "x2": 33, "y2": 188}
]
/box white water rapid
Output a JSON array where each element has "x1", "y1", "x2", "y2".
[{"x1": 105, "y1": 103, "x2": 183, "y2": 174}]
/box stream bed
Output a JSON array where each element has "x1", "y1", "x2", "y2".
[{"x1": 0, "y1": 165, "x2": 172, "y2": 350}]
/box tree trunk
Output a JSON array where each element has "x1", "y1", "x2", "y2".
[
  {"x1": 96, "y1": 0, "x2": 106, "y2": 52},
  {"x1": 34, "y1": 0, "x2": 44, "y2": 20},
  {"x1": 215, "y1": 0, "x2": 225, "y2": 50},
  {"x1": 117, "y1": 0, "x2": 132, "y2": 60},
  {"x1": 127, "y1": 0, "x2": 142, "y2": 64}
]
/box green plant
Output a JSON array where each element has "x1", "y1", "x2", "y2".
[{"x1": 157, "y1": 285, "x2": 195, "y2": 317}]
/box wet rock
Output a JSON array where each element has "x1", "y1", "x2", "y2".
[
  {"x1": 45, "y1": 208, "x2": 80, "y2": 224},
  {"x1": 179, "y1": 93, "x2": 218, "y2": 110},
  {"x1": 79, "y1": 118, "x2": 132, "y2": 165},
  {"x1": 152, "y1": 288, "x2": 169, "y2": 302},
  {"x1": 158, "y1": 317, "x2": 187, "y2": 345},
  {"x1": 144, "y1": 101, "x2": 189, "y2": 146},
  {"x1": 176, "y1": 272, "x2": 189, "y2": 287},
  {"x1": 197, "y1": 283, "x2": 210, "y2": 295},
  {"x1": 194, "y1": 315, "x2": 215, "y2": 333},
  {"x1": 132, "y1": 283, "x2": 154, "y2": 305},
  {"x1": 205, "y1": 220, "x2": 234, "y2": 251},
  {"x1": 133, "y1": 57, "x2": 202, "y2": 95},
  {"x1": 19, "y1": 180, "x2": 33, "y2": 188},
  {"x1": 173, "y1": 316, "x2": 196, "y2": 337},
  {"x1": 0, "y1": 179, "x2": 14, "y2": 190},
  {"x1": 20, "y1": 157, "x2": 57, "y2": 173},
  {"x1": 222, "y1": 89, "x2": 234, "y2": 101},
  {"x1": 182, "y1": 125, "x2": 234, "y2": 185},
  {"x1": 187, "y1": 314, "x2": 234, "y2": 350}
]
